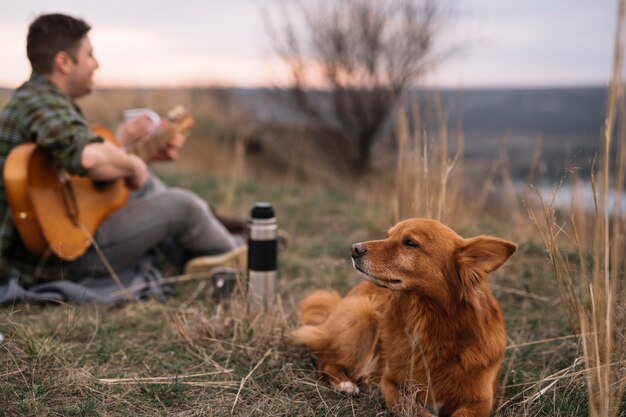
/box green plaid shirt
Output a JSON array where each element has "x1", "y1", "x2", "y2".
[{"x1": 0, "y1": 71, "x2": 103, "y2": 286}]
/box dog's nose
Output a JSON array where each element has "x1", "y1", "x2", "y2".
[{"x1": 351, "y1": 243, "x2": 367, "y2": 258}]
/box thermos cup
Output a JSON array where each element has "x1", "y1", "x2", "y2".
[{"x1": 247, "y1": 202, "x2": 278, "y2": 312}]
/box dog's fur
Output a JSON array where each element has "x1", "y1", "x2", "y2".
[{"x1": 292, "y1": 218, "x2": 517, "y2": 417}]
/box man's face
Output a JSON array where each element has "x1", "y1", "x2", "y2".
[{"x1": 66, "y1": 36, "x2": 99, "y2": 98}]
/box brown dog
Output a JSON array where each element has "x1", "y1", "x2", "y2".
[{"x1": 292, "y1": 218, "x2": 517, "y2": 416}]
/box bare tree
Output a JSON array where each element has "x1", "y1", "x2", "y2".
[{"x1": 266, "y1": 0, "x2": 443, "y2": 175}]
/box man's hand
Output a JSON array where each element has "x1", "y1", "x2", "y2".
[
  {"x1": 116, "y1": 113, "x2": 186, "y2": 161},
  {"x1": 115, "y1": 114, "x2": 157, "y2": 147},
  {"x1": 124, "y1": 154, "x2": 149, "y2": 190},
  {"x1": 81, "y1": 141, "x2": 149, "y2": 190},
  {"x1": 149, "y1": 128, "x2": 186, "y2": 161}
]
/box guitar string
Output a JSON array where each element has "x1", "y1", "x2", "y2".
[
  {"x1": 76, "y1": 112, "x2": 191, "y2": 299},
  {"x1": 79, "y1": 223, "x2": 133, "y2": 301},
  {"x1": 74, "y1": 116, "x2": 188, "y2": 296},
  {"x1": 10, "y1": 110, "x2": 192, "y2": 296}
]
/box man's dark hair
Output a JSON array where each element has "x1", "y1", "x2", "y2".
[{"x1": 27, "y1": 14, "x2": 91, "y2": 74}]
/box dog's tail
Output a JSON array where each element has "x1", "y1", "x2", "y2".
[
  {"x1": 292, "y1": 294, "x2": 382, "y2": 379},
  {"x1": 291, "y1": 324, "x2": 327, "y2": 350},
  {"x1": 292, "y1": 290, "x2": 341, "y2": 350},
  {"x1": 297, "y1": 289, "x2": 342, "y2": 326}
]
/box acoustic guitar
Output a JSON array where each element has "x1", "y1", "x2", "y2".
[{"x1": 3, "y1": 106, "x2": 194, "y2": 261}]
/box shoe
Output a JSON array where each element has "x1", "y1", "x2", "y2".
[
  {"x1": 210, "y1": 267, "x2": 243, "y2": 301},
  {"x1": 184, "y1": 245, "x2": 248, "y2": 274}
]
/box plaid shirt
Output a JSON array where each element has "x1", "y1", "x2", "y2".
[{"x1": 0, "y1": 71, "x2": 103, "y2": 286}]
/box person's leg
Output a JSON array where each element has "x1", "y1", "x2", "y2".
[
  {"x1": 66, "y1": 186, "x2": 237, "y2": 277},
  {"x1": 149, "y1": 174, "x2": 249, "y2": 236}
]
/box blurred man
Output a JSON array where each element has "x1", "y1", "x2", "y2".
[{"x1": 0, "y1": 13, "x2": 245, "y2": 303}]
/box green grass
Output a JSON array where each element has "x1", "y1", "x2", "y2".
[{"x1": 0, "y1": 172, "x2": 612, "y2": 416}]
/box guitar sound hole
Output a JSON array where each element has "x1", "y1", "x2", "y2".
[{"x1": 92, "y1": 180, "x2": 115, "y2": 189}]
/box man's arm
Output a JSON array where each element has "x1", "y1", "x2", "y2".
[
  {"x1": 81, "y1": 141, "x2": 148, "y2": 190},
  {"x1": 22, "y1": 90, "x2": 148, "y2": 189}
]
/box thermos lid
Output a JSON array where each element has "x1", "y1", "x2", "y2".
[{"x1": 251, "y1": 202, "x2": 275, "y2": 219}]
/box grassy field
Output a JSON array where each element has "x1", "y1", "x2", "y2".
[
  {"x1": 0, "y1": 82, "x2": 624, "y2": 416},
  {"x1": 0, "y1": 160, "x2": 606, "y2": 416}
]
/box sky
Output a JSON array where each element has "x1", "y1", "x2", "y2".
[{"x1": 0, "y1": 0, "x2": 619, "y2": 89}]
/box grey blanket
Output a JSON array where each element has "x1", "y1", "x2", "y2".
[{"x1": 0, "y1": 255, "x2": 172, "y2": 305}]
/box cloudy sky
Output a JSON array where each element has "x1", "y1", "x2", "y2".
[{"x1": 0, "y1": 0, "x2": 618, "y2": 88}]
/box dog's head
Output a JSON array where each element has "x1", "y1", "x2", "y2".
[{"x1": 351, "y1": 218, "x2": 517, "y2": 303}]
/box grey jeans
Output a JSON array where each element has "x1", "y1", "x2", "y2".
[{"x1": 65, "y1": 174, "x2": 237, "y2": 277}]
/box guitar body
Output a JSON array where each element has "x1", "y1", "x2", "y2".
[
  {"x1": 3, "y1": 144, "x2": 49, "y2": 256},
  {"x1": 4, "y1": 127, "x2": 129, "y2": 260}
]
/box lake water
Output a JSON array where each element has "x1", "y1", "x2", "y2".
[{"x1": 521, "y1": 180, "x2": 626, "y2": 215}]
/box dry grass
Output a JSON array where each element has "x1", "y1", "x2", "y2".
[
  {"x1": 1, "y1": 85, "x2": 618, "y2": 416},
  {"x1": 526, "y1": 2, "x2": 626, "y2": 416},
  {"x1": 1, "y1": 84, "x2": 623, "y2": 416},
  {"x1": 392, "y1": 93, "x2": 463, "y2": 224}
]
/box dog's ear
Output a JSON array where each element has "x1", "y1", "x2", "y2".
[{"x1": 455, "y1": 236, "x2": 517, "y2": 287}]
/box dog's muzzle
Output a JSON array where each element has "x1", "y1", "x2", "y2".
[
  {"x1": 351, "y1": 242, "x2": 368, "y2": 272},
  {"x1": 351, "y1": 243, "x2": 367, "y2": 259}
]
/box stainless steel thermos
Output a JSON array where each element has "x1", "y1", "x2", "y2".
[{"x1": 247, "y1": 202, "x2": 278, "y2": 312}]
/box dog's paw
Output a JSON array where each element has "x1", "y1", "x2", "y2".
[{"x1": 334, "y1": 381, "x2": 360, "y2": 394}]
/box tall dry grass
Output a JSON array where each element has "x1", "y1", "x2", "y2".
[
  {"x1": 390, "y1": 89, "x2": 530, "y2": 238},
  {"x1": 392, "y1": 91, "x2": 464, "y2": 224},
  {"x1": 528, "y1": 1, "x2": 626, "y2": 415}
]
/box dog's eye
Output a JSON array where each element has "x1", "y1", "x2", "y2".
[{"x1": 404, "y1": 239, "x2": 420, "y2": 248}]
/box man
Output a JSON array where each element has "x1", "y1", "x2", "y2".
[{"x1": 0, "y1": 14, "x2": 245, "y2": 303}]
